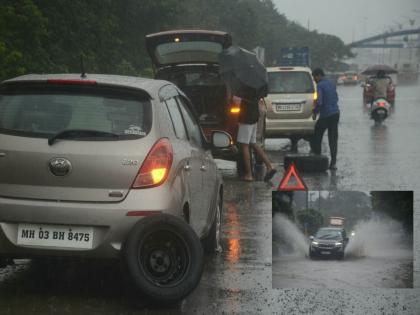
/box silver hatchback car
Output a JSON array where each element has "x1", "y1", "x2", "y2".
[{"x1": 0, "y1": 74, "x2": 230, "y2": 302}]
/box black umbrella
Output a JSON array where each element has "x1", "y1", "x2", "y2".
[
  {"x1": 219, "y1": 45, "x2": 268, "y2": 99},
  {"x1": 361, "y1": 64, "x2": 398, "y2": 75}
]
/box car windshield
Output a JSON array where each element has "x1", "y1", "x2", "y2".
[
  {"x1": 0, "y1": 84, "x2": 152, "y2": 140},
  {"x1": 315, "y1": 229, "x2": 342, "y2": 240},
  {"x1": 268, "y1": 71, "x2": 314, "y2": 94}
]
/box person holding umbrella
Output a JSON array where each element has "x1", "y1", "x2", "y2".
[
  {"x1": 219, "y1": 46, "x2": 277, "y2": 182},
  {"x1": 236, "y1": 91, "x2": 277, "y2": 182}
]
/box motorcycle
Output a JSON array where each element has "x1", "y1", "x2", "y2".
[{"x1": 370, "y1": 98, "x2": 391, "y2": 124}]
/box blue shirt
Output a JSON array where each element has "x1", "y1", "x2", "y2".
[{"x1": 314, "y1": 78, "x2": 339, "y2": 118}]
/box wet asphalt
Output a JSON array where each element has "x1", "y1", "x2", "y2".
[{"x1": 1, "y1": 84, "x2": 420, "y2": 314}]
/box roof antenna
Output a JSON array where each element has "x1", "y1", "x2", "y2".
[{"x1": 80, "y1": 55, "x2": 87, "y2": 78}]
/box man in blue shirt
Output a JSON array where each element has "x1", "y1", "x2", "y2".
[{"x1": 311, "y1": 68, "x2": 340, "y2": 170}]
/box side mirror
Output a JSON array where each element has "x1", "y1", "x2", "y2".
[
  {"x1": 309, "y1": 236, "x2": 314, "y2": 241},
  {"x1": 211, "y1": 131, "x2": 232, "y2": 148}
]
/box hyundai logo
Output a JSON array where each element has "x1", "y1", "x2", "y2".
[{"x1": 48, "y1": 158, "x2": 72, "y2": 176}]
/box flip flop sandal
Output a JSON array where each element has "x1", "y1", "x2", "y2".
[{"x1": 263, "y1": 169, "x2": 277, "y2": 182}]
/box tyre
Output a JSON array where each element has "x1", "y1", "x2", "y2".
[
  {"x1": 336, "y1": 252, "x2": 344, "y2": 260},
  {"x1": 284, "y1": 153, "x2": 329, "y2": 173},
  {"x1": 202, "y1": 192, "x2": 222, "y2": 253},
  {"x1": 124, "y1": 214, "x2": 204, "y2": 303}
]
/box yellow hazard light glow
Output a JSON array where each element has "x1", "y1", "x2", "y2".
[
  {"x1": 230, "y1": 107, "x2": 240, "y2": 114},
  {"x1": 151, "y1": 168, "x2": 167, "y2": 184},
  {"x1": 174, "y1": 37, "x2": 180, "y2": 42},
  {"x1": 313, "y1": 91, "x2": 318, "y2": 100}
]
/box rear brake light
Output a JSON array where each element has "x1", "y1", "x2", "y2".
[
  {"x1": 313, "y1": 91, "x2": 318, "y2": 100},
  {"x1": 47, "y1": 79, "x2": 97, "y2": 85},
  {"x1": 230, "y1": 106, "x2": 241, "y2": 114},
  {"x1": 132, "y1": 138, "x2": 173, "y2": 188},
  {"x1": 377, "y1": 102, "x2": 385, "y2": 107}
]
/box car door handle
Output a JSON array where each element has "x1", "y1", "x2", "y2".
[
  {"x1": 200, "y1": 165, "x2": 207, "y2": 172},
  {"x1": 184, "y1": 164, "x2": 191, "y2": 171}
]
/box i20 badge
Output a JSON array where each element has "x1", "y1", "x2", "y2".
[{"x1": 48, "y1": 158, "x2": 72, "y2": 177}]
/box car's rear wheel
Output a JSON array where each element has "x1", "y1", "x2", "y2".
[
  {"x1": 202, "y1": 192, "x2": 222, "y2": 253},
  {"x1": 124, "y1": 214, "x2": 204, "y2": 303}
]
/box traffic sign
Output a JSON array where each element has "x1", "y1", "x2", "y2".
[{"x1": 277, "y1": 162, "x2": 307, "y2": 191}]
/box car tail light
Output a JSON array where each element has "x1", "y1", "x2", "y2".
[
  {"x1": 313, "y1": 91, "x2": 318, "y2": 100},
  {"x1": 132, "y1": 138, "x2": 173, "y2": 188},
  {"x1": 47, "y1": 79, "x2": 97, "y2": 85},
  {"x1": 230, "y1": 106, "x2": 241, "y2": 114}
]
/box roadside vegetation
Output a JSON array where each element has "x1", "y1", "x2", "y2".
[{"x1": 0, "y1": 0, "x2": 353, "y2": 81}]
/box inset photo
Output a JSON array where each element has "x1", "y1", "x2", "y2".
[{"x1": 272, "y1": 191, "x2": 413, "y2": 288}]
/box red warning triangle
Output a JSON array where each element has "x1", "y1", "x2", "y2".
[{"x1": 277, "y1": 162, "x2": 307, "y2": 191}]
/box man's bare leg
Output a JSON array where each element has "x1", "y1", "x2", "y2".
[
  {"x1": 241, "y1": 143, "x2": 253, "y2": 181},
  {"x1": 250, "y1": 143, "x2": 274, "y2": 171}
]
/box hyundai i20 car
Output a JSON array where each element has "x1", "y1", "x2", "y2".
[{"x1": 0, "y1": 74, "x2": 231, "y2": 302}]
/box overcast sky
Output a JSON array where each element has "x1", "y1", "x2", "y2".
[{"x1": 273, "y1": 0, "x2": 420, "y2": 43}]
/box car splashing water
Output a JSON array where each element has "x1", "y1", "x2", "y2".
[
  {"x1": 273, "y1": 213, "x2": 308, "y2": 257},
  {"x1": 345, "y1": 216, "x2": 412, "y2": 259}
]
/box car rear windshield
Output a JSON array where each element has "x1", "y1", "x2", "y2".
[
  {"x1": 0, "y1": 83, "x2": 152, "y2": 140},
  {"x1": 268, "y1": 71, "x2": 314, "y2": 94}
]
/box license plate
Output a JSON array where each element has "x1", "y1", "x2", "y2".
[
  {"x1": 376, "y1": 109, "x2": 386, "y2": 114},
  {"x1": 321, "y1": 251, "x2": 331, "y2": 255},
  {"x1": 275, "y1": 104, "x2": 301, "y2": 111},
  {"x1": 17, "y1": 224, "x2": 93, "y2": 249}
]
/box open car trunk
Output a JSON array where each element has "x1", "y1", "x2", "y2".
[{"x1": 156, "y1": 66, "x2": 229, "y2": 126}]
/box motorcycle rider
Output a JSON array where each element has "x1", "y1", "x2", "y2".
[{"x1": 371, "y1": 70, "x2": 391, "y2": 102}]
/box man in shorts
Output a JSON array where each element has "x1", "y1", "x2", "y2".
[{"x1": 237, "y1": 95, "x2": 277, "y2": 182}]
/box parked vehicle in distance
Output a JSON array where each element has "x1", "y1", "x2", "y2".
[
  {"x1": 337, "y1": 71, "x2": 359, "y2": 85},
  {"x1": 309, "y1": 227, "x2": 349, "y2": 259},
  {"x1": 145, "y1": 30, "x2": 265, "y2": 173},
  {"x1": 265, "y1": 66, "x2": 317, "y2": 152},
  {"x1": 0, "y1": 73, "x2": 231, "y2": 302}
]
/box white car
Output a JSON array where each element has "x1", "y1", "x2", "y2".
[{"x1": 264, "y1": 66, "x2": 317, "y2": 151}]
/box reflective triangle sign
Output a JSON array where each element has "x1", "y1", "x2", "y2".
[{"x1": 277, "y1": 162, "x2": 307, "y2": 191}]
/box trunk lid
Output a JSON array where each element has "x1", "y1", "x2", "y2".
[{"x1": 145, "y1": 30, "x2": 232, "y2": 69}]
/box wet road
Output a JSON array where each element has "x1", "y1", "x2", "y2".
[{"x1": 1, "y1": 84, "x2": 420, "y2": 314}]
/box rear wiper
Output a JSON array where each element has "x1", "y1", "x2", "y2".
[{"x1": 48, "y1": 129, "x2": 120, "y2": 145}]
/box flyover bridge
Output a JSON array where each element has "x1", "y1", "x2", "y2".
[{"x1": 348, "y1": 28, "x2": 420, "y2": 49}]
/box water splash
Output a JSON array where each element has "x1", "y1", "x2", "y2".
[
  {"x1": 273, "y1": 213, "x2": 308, "y2": 257},
  {"x1": 345, "y1": 216, "x2": 412, "y2": 259}
]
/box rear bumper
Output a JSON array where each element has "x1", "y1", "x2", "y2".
[
  {"x1": 0, "y1": 186, "x2": 182, "y2": 260},
  {"x1": 265, "y1": 117, "x2": 315, "y2": 138}
]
